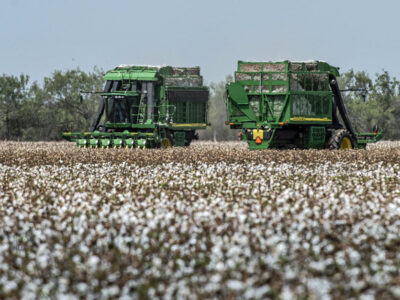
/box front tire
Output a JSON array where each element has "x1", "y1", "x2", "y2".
[
  {"x1": 160, "y1": 130, "x2": 173, "y2": 148},
  {"x1": 328, "y1": 129, "x2": 354, "y2": 149}
]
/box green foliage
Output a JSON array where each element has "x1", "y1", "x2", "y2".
[
  {"x1": 0, "y1": 74, "x2": 30, "y2": 140},
  {"x1": 0, "y1": 68, "x2": 104, "y2": 141},
  {"x1": 36, "y1": 68, "x2": 104, "y2": 140},
  {"x1": 339, "y1": 69, "x2": 400, "y2": 140}
]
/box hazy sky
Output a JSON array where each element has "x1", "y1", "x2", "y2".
[{"x1": 1, "y1": 0, "x2": 399, "y2": 84}]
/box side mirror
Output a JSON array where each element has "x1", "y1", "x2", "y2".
[{"x1": 373, "y1": 123, "x2": 379, "y2": 133}]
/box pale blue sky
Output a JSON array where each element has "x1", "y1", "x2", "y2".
[{"x1": 1, "y1": 0, "x2": 399, "y2": 84}]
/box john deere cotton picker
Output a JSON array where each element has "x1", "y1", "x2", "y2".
[
  {"x1": 226, "y1": 61, "x2": 382, "y2": 150},
  {"x1": 63, "y1": 65, "x2": 209, "y2": 148}
]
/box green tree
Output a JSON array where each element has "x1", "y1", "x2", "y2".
[
  {"x1": 28, "y1": 68, "x2": 104, "y2": 140},
  {"x1": 0, "y1": 74, "x2": 30, "y2": 140},
  {"x1": 372, "y1": 70, "x2": 399, "y2": 110},
  {"x1": 339, "y1": 69, "x2": 400, "y2": 139}
]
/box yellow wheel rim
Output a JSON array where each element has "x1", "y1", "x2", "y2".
[
  {"x1": 161, "y1": 138, "x2": 172, "y2": 148},
  {"x1": 340, "y1": 137, "x2": 352, "y2": 149}
]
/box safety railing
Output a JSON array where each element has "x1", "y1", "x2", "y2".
[{"x1": 129, "y1": 104, "x2": 176, "y2": 123}]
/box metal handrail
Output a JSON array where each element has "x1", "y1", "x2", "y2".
[{"x1": 130, "y1": 104, "x2": 176, "y2": 119}]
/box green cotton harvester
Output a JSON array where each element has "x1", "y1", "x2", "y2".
[
  {"x1": 63, "y1": 65, "x2": 209, "y2": 148},
  {"x1": 226, "y1": 60, "x2": 382, "y2": 150}
]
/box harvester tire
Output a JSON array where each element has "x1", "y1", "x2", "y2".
[
  {"x1": 328, "y1": 129, "x2": 354, "y2": 150},
  {"x1": 161, "y1": 131, "x2": 173, "y2": 148},
  {"x1": 161, "y1": 137, "x2": 173, "y2": 148},
  {"x1": 184, "y1": 130, "x2": 197, "y2": 146}
]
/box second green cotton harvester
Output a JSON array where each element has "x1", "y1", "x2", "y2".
[{"x1": 226, "y1": 60, "x2": 382, "y2": 150}]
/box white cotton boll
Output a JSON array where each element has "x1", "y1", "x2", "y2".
[
  {"x1": 227, "y1": 245, "x2": 241, "y2": 257},
  {"x1": 25, "y1": 260, "x2": 35, "y2": 273},
  {"x1": 37, "y1": 254, "x2": 48, "y2": 268},
  {"x1": 153, "y1": 257, "x2": 162, "y2": 267},
  {"x1": 370, "y1": 262, "x2": 379, "y2": 272},
  {"x1": 227, "y1": 280, "x2": 245, "y2": 291},
  {"x1": 275, "y1": 242, "x2": 287, "y2": 254},
  {"x1": 307, "y1": 278, "x2": 331, "y2": 300},
  {"x1": 390, "y1": 287, "x2": 400, "y2": 298},
  {"x1": 0, "y1": 243, "x2": 9, "y2": 253},
  {"x1": 3, "y1": 280, "x2": 18, "y2": 293},
  {"x1": 372, "y1": 272, "x2": 390, "y2": 286},
  {"x1": 170, "y1": 244, "x2": 179, "y2": 252},
  {"x1": 382, "y1": 264, "x2": 396, "y2": 273},
  {"x1": 79, "y1": 244, "x2": 89, "y2": 254},
  {"x1": 349, "y1": 278, "x2": 365, "y2": 291},
  {"x1": 251, "y1": 285, "x2": 271, "y2": 299},
  {"x1": 87, "y1": 256, "x2": 100, "y2": 268},
  {"x1": 210, "y1": 274, "x2": 221, "y2": 283},
  {"x1": 238, "y1": 214, "x2": 247, "y2": 223},
  {"x1": 348, "y1": 249, "x2": 361, "y2": 265},
  {"x1": 311, "y1": 236, "x2": 320, "y2": 245},
  {"x1": 101, "y1": 285, "x2": 120, "y2": 297},
  {"x1": 309, "y1": 261, "x2": 325, "y2": 272},
  {"x1": 76, "y1": 282, "x2": 88, "y2": 293},
  {"x1": 148, "y1": 219, "x2": 158, "y2": 228},
  {"x1": 204, "y1": 282, "x2": 220, "y2": 293},
  {"x1": 281, "y1": 285, "x2": 294, "y2": 300},
  {"x1": 215, "y1": 261, "x2": 225, "y2": 272},
  {"x1": 95, "y1": 223, "x2": 105, "y2": 234},
  {"x1": 4, "y1": 216, "x2": 14, "y2": 227},
  {"x1": 312, "y1": 245, "x2": 321, "y2": 256},
  {"x1": 359, "y1": 292, "x2": 375, "y2": 300},
  {"x1": 57, "y1": 293, "x2": 78, "y2": 300},
  {"x1": 325, "y1": 244, "x2": 335, "y2": 253}
]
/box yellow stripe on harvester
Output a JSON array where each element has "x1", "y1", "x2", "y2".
[
  {"x1": 171, "y1": 123, "x2": 207, "y2": 127},
  {"x1": 290, "y1": 117, "x2": 331, "y2": 122}
]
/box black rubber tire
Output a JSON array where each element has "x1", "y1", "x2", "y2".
[
  {"x1": 184, "y1": 130, "x2": 197, "y2": 146},
  {"x1": 327, "y1": 129, "x2": 354, "y2": 149}
]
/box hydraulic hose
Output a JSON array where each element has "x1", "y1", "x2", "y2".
[
  {"x1": 90, "y1": 80, "x2": 112, "y2": 132},
  {"x1": 329, "y1": 75, "x2": 356, "y2": 139}
]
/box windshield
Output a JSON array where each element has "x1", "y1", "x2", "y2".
[{"x1": 106, "y1": 96, "x2": 137, "y2": 123}]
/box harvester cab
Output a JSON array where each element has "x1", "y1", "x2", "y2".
[
  {"x1": 63, "y1": 65, "x2": 209, "y2": 148},
  {"x1": 226, "y1": 60, "x2": 382, "y2": 150}
]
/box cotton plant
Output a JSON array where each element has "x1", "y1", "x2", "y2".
[{"x1": 0, "y1": 141, "x2": 399, "y2": 299}]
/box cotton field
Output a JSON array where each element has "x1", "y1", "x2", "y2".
[{"x1": 0, "y1": 141, "x2": 399, "y2": 299}]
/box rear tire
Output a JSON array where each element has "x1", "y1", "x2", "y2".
[
  {"x1": 328, "y1": 129, "x2": 354, "y2": 150},
  {"x1": 185, "y1": 130, "x2": 197, "y2": 146}
]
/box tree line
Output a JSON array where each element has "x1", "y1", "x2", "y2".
[
  {"x1": 0, "y1": 68, "x2": 399, "y2": 141},
  {"x1": 0, "y1": 69, "x2": 104, "y2": 141},
  {"x1": 338, "y1": 70, "x2": 400, "y2": 139}
]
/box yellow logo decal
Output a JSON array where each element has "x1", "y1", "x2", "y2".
[{"x1": 253, "y1": 129, "x2": 263, "y2": 140}]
